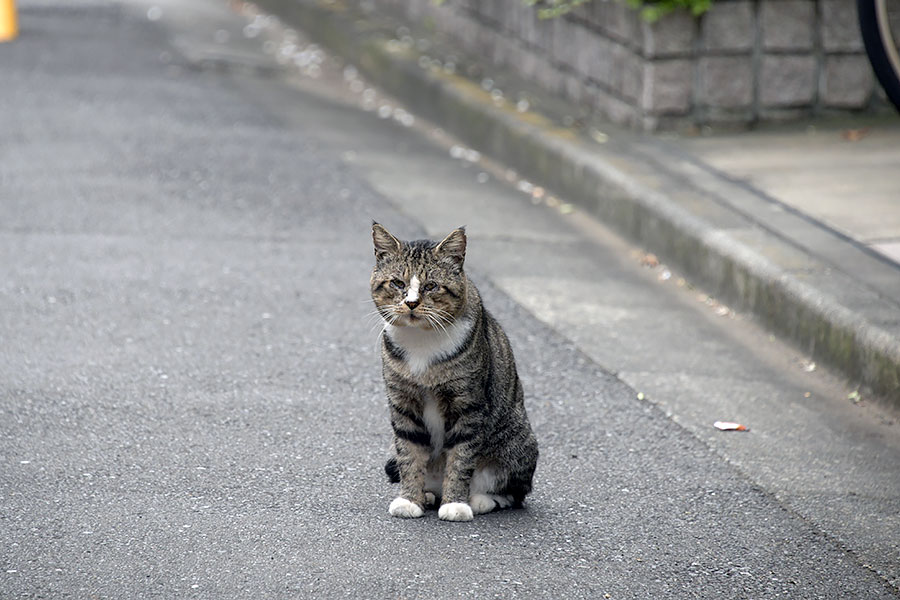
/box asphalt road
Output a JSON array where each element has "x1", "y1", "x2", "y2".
[{"x1": 1, "y1": 1, "x2": 897, "y2": 598}]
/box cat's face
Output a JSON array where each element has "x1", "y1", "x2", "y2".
[{"x1": 370, "y1": 223, "x2": 468, "y2": 330}]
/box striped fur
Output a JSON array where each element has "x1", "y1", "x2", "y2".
[{"x1": 371, "y1": 223, "x2": 539, "y2": 521}]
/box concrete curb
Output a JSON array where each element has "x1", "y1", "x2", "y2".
[{"x1": 255, "y1": 0, "x2": 900, "y2": 408}]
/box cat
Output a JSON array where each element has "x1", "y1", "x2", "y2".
[{"x1": 370, "y1": 222, "x2": 538, "y2": 521}]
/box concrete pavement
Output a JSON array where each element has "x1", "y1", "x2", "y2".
[
  {"x1": 1, "y1": 0, "x2": 898, "y2": 598},
  {"x1": 254, "y1": 0, "x2": 900, "y2": 407},
  {"x1": 679, "y1": 125, "x2": 900, "y2": 266}
]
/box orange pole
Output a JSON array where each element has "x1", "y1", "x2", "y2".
[{"x1": 0, "y1": 0, "x2": 18, "y2": 42}]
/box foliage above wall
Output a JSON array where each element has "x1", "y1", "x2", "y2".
[{"x1": 525, "y1": 0, "x2": 713, "y2": 22}]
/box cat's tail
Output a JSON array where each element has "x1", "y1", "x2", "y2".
[{"x1": 384, "y1": 456, "x2": 400, "y2": 483}]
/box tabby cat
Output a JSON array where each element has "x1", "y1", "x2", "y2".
[{"x1": 370, "y1": 223, "x2": 538, "y2": 521}]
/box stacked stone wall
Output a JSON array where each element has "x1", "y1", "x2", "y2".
[{"x1": 375, "y1": 0, "x2": 883, "y2": 130}]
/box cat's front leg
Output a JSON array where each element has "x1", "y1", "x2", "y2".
[
  {"x1": 438, "y1": 441, "x2": 479, "y2": 522},
  {"x1": 388, "y1": 437, "x2": 430, "y2": 518}
]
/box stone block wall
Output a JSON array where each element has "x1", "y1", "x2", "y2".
[{"x1": 374, "y1": 0, "x2": 883, "y2": 130}]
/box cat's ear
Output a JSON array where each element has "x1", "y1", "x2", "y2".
[
  {"x1": 434, "y1": 227, "x2": 466, "y2": 266},
  {"x1": 372, "y1": 222, "x2": 402, "y2": 261}
]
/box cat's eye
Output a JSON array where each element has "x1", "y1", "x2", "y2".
[
  {"x1": 423, "y1": 282, "x2": 438, "y2": 292},
  {"x1": 390, "y1": 279, "x2": 406, "y2": 290}
]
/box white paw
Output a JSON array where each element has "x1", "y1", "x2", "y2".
[
  {"x1": 493, "y1": 494, "x2": 513, "y2": 510},
  {"x1": 424, "y1": 492, "x2": 437, "y2": 507},
  {"x1": 469, "y1": 493, "x2": 497, "y2": 515},
  {"x1": 438, "y1": 502, "x2": 474, "y2": 522},
  {"x1": 389, "y1": 497, "x2": 424, "y2": 519}
]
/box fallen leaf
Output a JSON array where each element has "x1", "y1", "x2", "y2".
[
  {"x1": 640, "y1": 253, "x2": 659, "y2": 267},
  {"x1": 713, "y1": 421, "x2": 749, "y2": 432},
  {"x1": 841, "y1": 128, "x2": 870, "y2": 142},
  {"x1": 589, "y1": 128, "x2": 609, "y2": 144}
]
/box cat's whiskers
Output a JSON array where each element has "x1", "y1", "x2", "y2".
[
  {"x1": 429, "y1": 305, "x2": 454, "y2": 316},
  {"x1": 420, "y1": 308, "x2": 453, "y2": 339},
  {"x1": 426, "y1": 307, "x2": 454, "y2": 328},
  {"x1": 365, "y1": 304, "x2": 402, "y2": 338},
  {"x1": 429, "y1": 308, "x2": 455, "y2": 324},
  {"x1": 368, "y1": 318, "x2": 388, "y2": 336},
  {"x1": 428, "y1": 306, "x2": 456, "y2": 325},
  {"x1": 364, "y1": 307, "x2": 391, "y2": 334},
  {"x1": 421, "y1": 312, "x2": 444, "y2": 336},
  {"x1": 363, "y1": 301, "x2": 389, "y2": 316},
  {"x1": 364, "y1": 307, "x2": 386, "y2": 322},
  {"x1": 370, "y1": 308, "x2": 401, "y2": 354}
]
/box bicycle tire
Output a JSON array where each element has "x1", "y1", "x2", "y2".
[{"x1": 858, "y1": 0, "x2": 900, "y2": 111}]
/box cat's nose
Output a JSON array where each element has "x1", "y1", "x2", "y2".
[{"x1": 405, "y1": 299, "x2": 420, "y2": 310}]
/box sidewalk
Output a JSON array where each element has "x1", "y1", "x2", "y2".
[
  {"x1": 680, "y1": 124, "x2": 900, "y2": 267},
  {"x1": 253, "y1": 0, "x2": 900, "y2": 408}
]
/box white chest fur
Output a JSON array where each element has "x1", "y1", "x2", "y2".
[
  {"x1": 422, "y1": 391, "x2": 445, "y2": 459},
  {"x1": 385, "y1": 317, "x2": 473, "y2": 377}
]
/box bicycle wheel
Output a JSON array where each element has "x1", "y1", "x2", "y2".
[{"x1": 858, "y1": 0, "x2": 900, "y2": 111}]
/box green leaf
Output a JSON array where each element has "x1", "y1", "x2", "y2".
[{"x1": 524, "y1": 0, "x2": 713, "y2": 22}]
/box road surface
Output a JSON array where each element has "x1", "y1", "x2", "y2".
[{"x1": 1, "y1": 1, "x2": 897, "y2": 597}]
